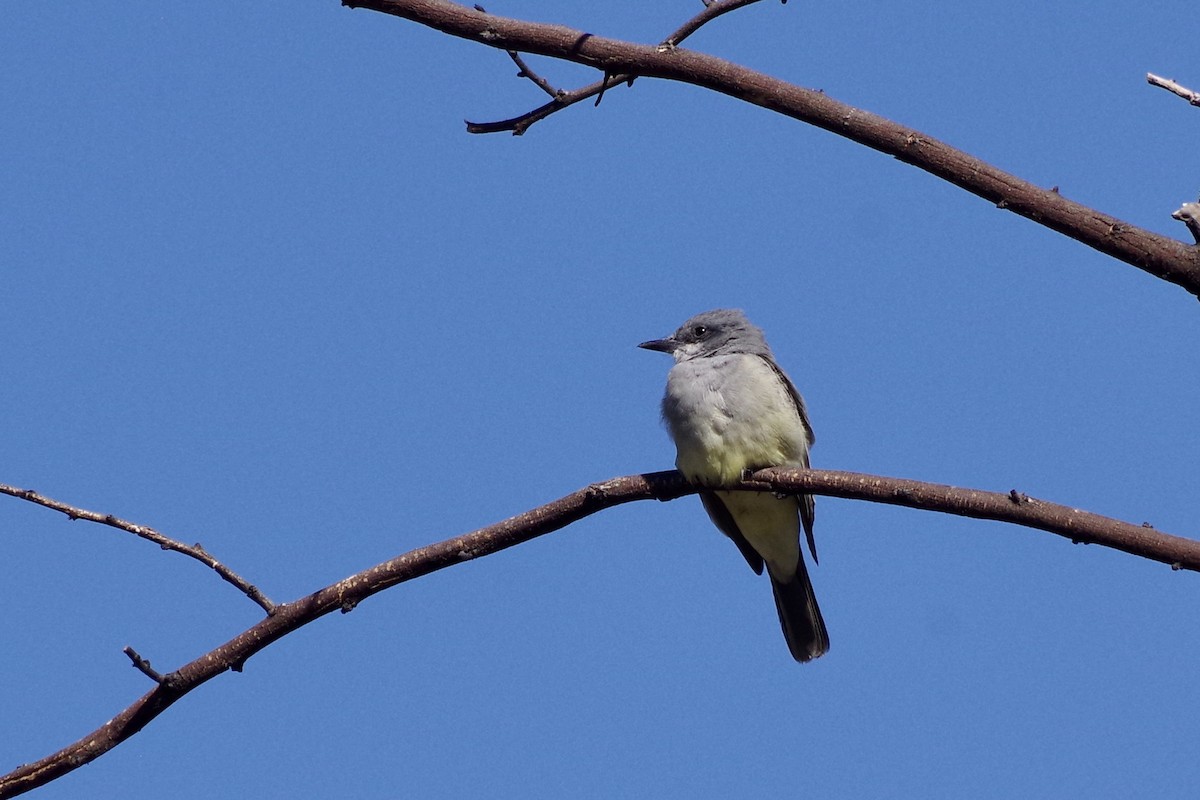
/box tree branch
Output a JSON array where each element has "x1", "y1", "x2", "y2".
[
  {"x1": 503, "y1": 48, "x2": 559, "y2": 98},
  {"x1": 4, "y1": 467, "x2": 1197, "y2": 796},
  {"x1": 465, "y1": 0, "x2": 770, "y2": 135},
  {"x1": 665, "y1": 0, "x2": 784, "y2": 50},
  {"x1": 1147, "y1": 72, "x2": 1200, "y2": 106},
  {"x1": 749, "y1": 468, "x2": 1200, "y2": 569},
  {"x1": 122, "y1": 647, "x2": 167, "y2": 685},
  {"x1": 342, "y1": 0, "x2": 1200, "y2": 296},
  {"x1": 0, "y1": 484, "x2": 276, "y2": 614}
]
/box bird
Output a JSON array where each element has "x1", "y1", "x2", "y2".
[{"x1": 639, "y1": 309, "x2": 829, "y2": 662}]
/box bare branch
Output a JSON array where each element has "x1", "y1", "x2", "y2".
[
  {"x1": 465, "y1": 74, "x2": 624, "y2": 134},
  {"x1": 4, "y1": 468, "x2": 1197, "y2": 796},
  {"x1": 343, "y1": 0, "x2": 1200, "y2": 295},
  {"x1": 122, "y1": 647, "x2": 167, "y2": 685},
  {"x1": 666, "y1": 0, "x2": 773, "y2": 49},
  {"x1": 506, "y1": 49, "x2": 559, "y2": 98},
  {"x1": 1147, "y1": 72, "x2": 1200, "y2": 106},
  {"x1": 465, "y1": 0, "x2": 770, "y2": 135},
  {"x1": 0, "y1": 484, "x2": 276, "y2": 614},
  {"x1": 748, "y1": 468, "x2": 1200, "y2": 569}
]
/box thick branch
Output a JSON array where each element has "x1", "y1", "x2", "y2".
[
  {"x1": 4, "y1": 468, "x2": 1197, "y2": 796},
  {"x1": 0, "y1": 484, "x2": 276, "y2": 613},
  {"x1": 344, "y1": 0, "x2": 1200, "y2": 295}
]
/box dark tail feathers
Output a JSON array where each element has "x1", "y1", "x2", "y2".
[{"x1": 770, "y1": 560, "x2": 829, "y2": 663}]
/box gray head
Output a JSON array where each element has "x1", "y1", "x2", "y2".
[{"x1": 638, "y1": 309, "x2": 772, "y2": 362}]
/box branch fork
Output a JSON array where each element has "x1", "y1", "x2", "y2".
[{"x1": 448, "y1": 0, "x2": 773, "y2": 135}]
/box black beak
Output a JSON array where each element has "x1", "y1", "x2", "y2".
[{"x1": 638, "y1": 337, "x2": 676, "y2": 354}]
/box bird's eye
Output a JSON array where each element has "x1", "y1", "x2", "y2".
[{"x1": 693, "y1": 325, "x2": 707, "y2": 337}]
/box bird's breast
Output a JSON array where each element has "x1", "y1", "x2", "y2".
[{"x1": 662, "y1": 355, "x2": 806, "y2": 484}]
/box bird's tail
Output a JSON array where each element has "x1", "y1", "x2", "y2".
[{"x1": 770, "y1": 560, "x2": 829, "y2": 663}]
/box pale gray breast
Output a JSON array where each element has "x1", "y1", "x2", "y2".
[{"x1": 663, "y1": 354, "x2": 809, "y2": 480}]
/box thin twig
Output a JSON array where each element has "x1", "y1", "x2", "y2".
[
  {"x1": 667, "y1": 0, "x2": 773, "y2": 48},
  {"x1": 1147, "y1": 72, "x2": 1200, "y2": 106},
  {"x1": 122, "y1": 647, "x2": 166, "y2": 685},
  {"x1": 462, "y1": 0, "x2": 771, "y2": 135},
  {"x1": 5, "y1": 467, "x2": 1200, "y2": 796},
  {"x1": 465, "y1": 77, "x2": 622, "y2": 135},
  {"x1": 507, "y1": 50, "x2": 558, "y2": 97},
  {"x1": 0, "y1": 484, "x2": 276, "y2": 614}
]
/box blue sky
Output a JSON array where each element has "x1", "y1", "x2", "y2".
[{"x1": 3, "y1": 1, "x2": 1199, "y2": 797}]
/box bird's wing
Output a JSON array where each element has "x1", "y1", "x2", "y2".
[
  {"x1": 796, "y1": 449, "x2": 818, "y2": 565},
  {"x1": 760, "y1": 355, "x2": 815, "y2": 448},
  {"x1": 758, "y1": 354, "x2": 819, "y2": 564},
  {"x1": 700, "y1": 491, "x2": 765, "y2": 575}
]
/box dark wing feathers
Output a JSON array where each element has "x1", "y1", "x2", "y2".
[{"x1": 700, "y1": 491, "x2": 764, "y2": 575}]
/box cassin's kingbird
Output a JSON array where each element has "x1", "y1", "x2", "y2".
[{"x1": 639, "y1": 309, "x2": 829, "y2": 662}]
